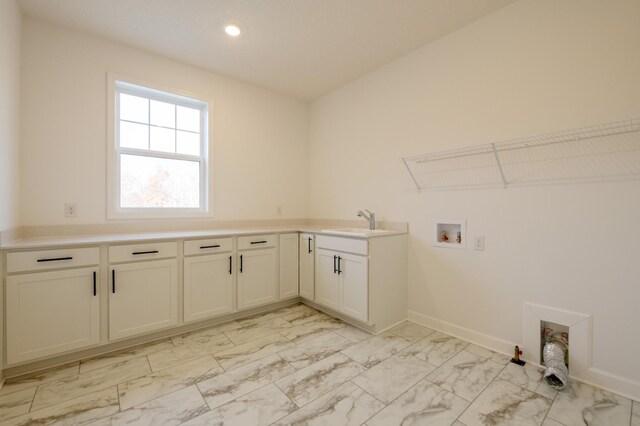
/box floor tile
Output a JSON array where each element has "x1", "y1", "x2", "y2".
[
  {"x1": 547, "y1": 380, "x2": 632, "y2": 426},
  {"x1": 342, "y1": 332, "x2": 413, "y2": 368},
  {"x1": 387, "y1": 321, "x2": 436, "y2": 342},
  {"x1": 170, "y1": 321, "x2": 242, "y2": 346},
  {"x1": 225, "y1": 317, "x2": 294, "y2": 345},
  {"x1": 275, "y1": 352, "x2": 366, "y2": 407},
  {"x1": 214, "y1": 332, "x2": 294, "y2": 371},
  {"x1": 31, "y1": 356, "x2": 151, "y2": 411},
  {"x1": 351, "y1": 352, "x2": 436, "y2": 404},
  {"x1": 80, "y1": 338, "x2": 174, "y2": 373},
  {"x1": 458, "y1": 379, "x2": 552, "y2": 426},
  {"x1": 403, "y1": 331, "x2": 468, "y2": 366},
  {"x1": 0, "y1": 363, "x2": 79, "y2": 396},
  {"x1": 147, "y1": 333, "x2": 233, "y2": 372},
  {"x1": 366, "y1": 379, "x2": 469, "y2": 426},
  {"x1": 118, "y1": 355, "x2": 223, "y2": 410},
  {"x1": 465, "y1": 344, "x2": 511, "y2": 364},
  {"x1": 197, "y1": 354, "x2": 295, "y2": 409},
  {"x1": 0, "y1": 387, "x2": 36, "y2": 422},
  {"x1": 541, "y1": 418, "x2": 564, "y2": 426},
  {"x1": 273, "y1": 381, "x2": 385, "y2": 426},
  {"x1": 88, "y1": 386, "x2": 207, "y2": 426},
  {"x1": 280, "y1": 317, "x2": 346, "y2": 344},
  {"x1": 426, "y1": 350, "x2": 505, "y2": 402},
  {"x1": 183, "y1": 384, "x2": 296, "y2": 426},
  {"x1": 0, "y1": 387, "x2": 119, "y2": 426},
  {"x1": 278, "y1": 332, "x2": 354, "y2": 369},
  {"x1": 334, "y1": 325, "x2": 372, "y2": 343},
  {"x1": 236, "y1": 310, "x2": 287, "y2": 327},
  {"x1": 498, "y1": 362, "x2": 558, "y2": 400},
  {"x1": 281, "y1": 308, "x2": 331, "y2": 326},
  {"x1": 634, "y1": 401, "x2": 640, "y2": 426}
]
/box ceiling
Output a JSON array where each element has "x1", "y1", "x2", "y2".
[{"x1": 17, "y1": 0, "x2": 515, "y2": 100}]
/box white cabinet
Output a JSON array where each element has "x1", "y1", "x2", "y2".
[
  {"x1": 184, "y1": 252, "x2": 234, "y2": 323},
  {"x1": 299, "y1": 233, "x2": 315, "y2": 300},
  {"x1": 237, "y1": 236, "x2": 277, "y2": 310},
  {"x1": 315, "y1": 248, "x2": 368, "y2": 322},
  {"x1": 6, "y1": 267, "x2": 100, "y2": 364},
  {"x1": 279, "y1": 233, "x2": 299, "y2": 299},
  {"x1": 109, "y1": 259, "x2": 178, "y2": 340}
]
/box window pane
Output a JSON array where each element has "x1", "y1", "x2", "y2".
[
  {"x1": 150, "y1": 127, "x2": 175, "y2": 153},
  {"x1": 119, "y1": 93, "x2": 148, "y2": 123},
  {"x1": 150, "y1": 100, "x2": 175, "y2": 128},
  {"x1": 177, "y1": 105, "x2": 200, "y2": 132},
  {"x1": 177, "y1": 131, "x2": 200, "y2": 155},
  {"x1": 120, "y1": 154, "x2": 200, "y2": 208},
  {"x1": 119, "y1": 121, "x2": 149, "y2": 150}
]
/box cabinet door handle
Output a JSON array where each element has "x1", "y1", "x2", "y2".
[
  {"x1": 200, "y1": 245, "x2": 220, "y2": 249},
  {"x1": 112, "y1": 269, "x2": 116, "y2": 294},
  {"x1": 333, "y1": 255, "x2": 337, "y2": 274},
  {"x1": 132, "y1": 250, "x2": 159, "y2": 255},
  {"x1": 250, "y1": 240, "x2": 267, "y2": 245},
  {"x1": 37, "y1": 256, "x2": 73, "y2": 263},
  {"x1": 337, "y1": 256, "x2": 342, "y2": 275},
  {"x1": 229, "y1": 256, "x2": 232, "y2": 274},
  {"x1": 93, "y1": 271, "x2": 97, "y2": 296},
  {"x1": 308, "y1": 237, "x2": 312, "y2": 254},
  {"x1": 239, "y1": 255, "x2": 243, "y2": 273}
]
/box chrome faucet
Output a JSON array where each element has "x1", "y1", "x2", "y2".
[{"x1": 357, "y1": 209, "x2": 376, "y2": 230}]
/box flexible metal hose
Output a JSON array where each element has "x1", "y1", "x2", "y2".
[{"x1": 543, "y1": 338, "x2": 568, "y2": 390}]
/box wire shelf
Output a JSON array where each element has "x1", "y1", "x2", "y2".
[{"x1": 402, "y1": 118, "x2": 640, "y2": 190}]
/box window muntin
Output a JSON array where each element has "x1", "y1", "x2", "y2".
[{"x1": 113, "y1": 80, "x2": 208, "y2": 216}]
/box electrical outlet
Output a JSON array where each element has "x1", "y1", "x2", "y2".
[
  {"x1": 64, "y1": 203, "x2": 77, "y2": 218},
  {"x1": 474, "y1": 236, "x2": 485, "y2": 250},
  {"x1": 276, "y1": 205, "x2": 283, "y2": 215}
]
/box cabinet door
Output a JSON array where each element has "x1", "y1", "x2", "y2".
[
  {"x1": 339, "y1": 253, "x2": 369, "y2": 322},
  {"x1": 184, "y1": 253, "x2": 234, "y2": 323},
  {"x1": 109, "y1": 259, "x2": 178, "y2": 340},
  {"x1": 6, "y1": 268, "x2": 100, "y2": 364},
  {"x1": 279, "y1": 233, "x2": 299, "y2": 299},
  {"x1": 237, "y1": 248, "x2": 277, "y2": 310},
  {"x1": 315, "y1": 248, "x2": 340, "y2": 310},
  {"x1": 299, "y1": 234, "x2": 315, "y2": 300}
]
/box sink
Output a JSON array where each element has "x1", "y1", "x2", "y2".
[{"x1": 321, "y1": 228, "x2": 395, "y2": 237}]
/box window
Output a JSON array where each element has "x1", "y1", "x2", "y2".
[{"x1": 108, "y1": 78, "x2": 209, "y2": 218}]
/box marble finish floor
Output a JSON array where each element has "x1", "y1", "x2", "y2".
[{"x1": 0, "y1": 303, "x2": 637, "y2": 426}]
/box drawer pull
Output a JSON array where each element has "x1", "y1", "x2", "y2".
[
  {"x1": 93, "y1": 271, "x2": 97, "y2": 296},
  {"x1": 308, "y1": 237, "x2": 312, "y2": 254},
  {"x1": 132, "y1": 250, "x2": 159, "y2": 255},
  {"x1": 240, "y1": 255, "x2": 243, "y2": 273},
  {"x1": 337, "y1": 256, "x2": 342, "y2": 275},
  {"x1": 112, "y1": 269, "x2": 116, "y2": 294},
  {"x1": 37, "y1": 256, "x2": 73, "y2": 263},
  {"x1": 250, "y1": 240, "x2": 267, "y2": 245},
  {"x1": 229, "y1": 256, "x2": 232, "y2": 275},
  {"x1": 333, "y1": 255, "x2": 337, "y2": 274},
  {"x1": 200, "y1": 245, "x2": 221, "y2": 249}
]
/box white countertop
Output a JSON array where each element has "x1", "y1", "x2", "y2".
[{"x1": 1, "y1": 226, "x2": 406, "y2": 250}]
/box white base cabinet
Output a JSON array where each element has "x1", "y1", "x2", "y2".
[
  {"x1": 299, "y1": 233, "x2": 315, "y2": 300},
  {"x1": 237, "y1": 248, "x2": 277, "y2": 310},
  {"x1": 6, "y1": 267, "x2": 100, "y2": 364},
  {"x1": 279, "y1": 233, "x2": 299, "y2": 299},
  {"x1": 109, "y1": 259, "x2": 178, "y2": 340},
  {"x1": 184, "y1": 253, "x2": 234, "y2": 323}
]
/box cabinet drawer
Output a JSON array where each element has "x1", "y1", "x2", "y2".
[
  {"x1": 237, "y1": 234, "x2": 277, "y2": 250},
  {"x1": 315, "y1": 235, "x2": 368, "y2": 255},
  {"x1": 109, "y1": 241, "x2": 177, "y2": 263},
  {"x1": 184, "y1": 237, "x2": 232, "y2": 256},
  {"x1": 7, "y1": 247, "x2": 100, "y2": 274}
]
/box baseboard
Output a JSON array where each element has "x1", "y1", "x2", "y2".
[
  {"x1": 407, "y1": 310, "x2": 516, "y2": 357},
  {"x1": 407, "y1": 309, "x2": 640, "y2": 402}
]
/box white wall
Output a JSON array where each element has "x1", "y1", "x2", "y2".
[
  {"x1": 0, "y1": 0, "x2": 22, "y2": 232},
  {"x1": 309, "y1": 0, "x2": 640, "y2": 398},
  {"x1": 20, "y1": 18, "x2": 309, "y2": 226}
]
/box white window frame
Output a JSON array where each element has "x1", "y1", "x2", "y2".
[{"x1": 107, "y1": 73, "x2": 211, "y2": 219}]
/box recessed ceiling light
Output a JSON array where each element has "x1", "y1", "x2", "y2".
[{"x1": 224, "y1": 24, "x2": 241, "y2": 37}]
